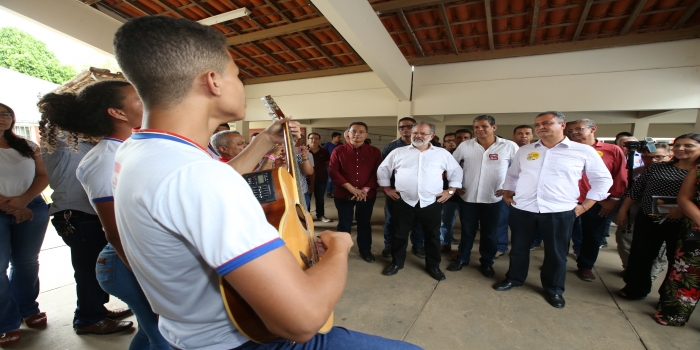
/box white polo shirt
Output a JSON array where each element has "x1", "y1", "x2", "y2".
[
  {"x1": 452, "y1": 137, "x2": 519, "y2": 203},
  {"x1": 503, "y1": 137, "x2": 612, "y2": 214},
  {"x1": 377, "y1": 143, "x2": 462, "y2": 207},
  {"x1": 113, "y1": 130, "x2": 284, "y2": 350},
  {"x1": 76, "y1": 137, "x2": 122, "y2": 209}
]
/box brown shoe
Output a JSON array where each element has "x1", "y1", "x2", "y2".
[
  {"x1": 74, "y1": 318, "x2": 133, "y2": 335},
  {"x1": 440, "y1": 244, "x2": 451, "y2": 253},
  {"x1": 577, "y1": 268, "x2": 596, "y2": 282},
  {"x1": 107, "y1": 308, "x2": 133, "y2": 319}
]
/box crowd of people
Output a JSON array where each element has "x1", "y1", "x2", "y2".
[{"x1": 1, "y1": 15, "x2": 699, "y2": 350}]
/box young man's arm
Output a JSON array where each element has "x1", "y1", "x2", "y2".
[{"x1": 228, "y1": 119, "x2": 300, "y2": 174}]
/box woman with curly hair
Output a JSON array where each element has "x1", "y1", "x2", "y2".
[
  {"x1": 39, "y1": 80, "x2": 168, "y2": 348},
  {"x1": 0, "y1": 103, "x2": 50, "y2": 347},
  {"x1": 655, "y1": 135, "x2": 700, "y2": 326}
]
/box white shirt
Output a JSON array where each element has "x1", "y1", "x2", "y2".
[
  {"x1": 452, "y1": 138, "x2": 519, "y2": 203},
  {"x1": 503, "y1": 137, "x2": 612, "y2": 214},
  {"x1": 76, "y1": 137, "x2": 122, "y2": 209},
  {"x1": 0, "y1": 140, "x2": 37, "y2": 197},
  {"x1": 377, "y1": 143, "x2": 462, "y2": 207},
  {"x1": 113, "y1": 130, "x2": 284, "y2": 350}
]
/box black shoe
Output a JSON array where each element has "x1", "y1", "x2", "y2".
[
  {"x1": 493, "y1": 280, "x2": 518, "y2": 292},
  {"x1": 446, "y1": 260, "x2": 467, "y2": 271},
  {"x1": 411, "y1": 246, "x2": 426, "y2": 259},
  {"x1": 480, "y1": 265, "x2": 496, "y2": 278},
  {"x1": 382, "y1": 263, "x2": 402, "y2": 276},
  {"x1": 381, "y1": 246, "x2": 391, "y2": 258},
  {"x1": 360, "y1": 251, "x2": 375, "y2": 262},
  {"x1": 545, "y1": 294, "x2": 566, "y2": 309},
  {"x1": 426, "y1": 267, "x2": 446, "y2": 281}
]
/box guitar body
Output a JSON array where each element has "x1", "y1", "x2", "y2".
[{"x1": 220, "y1": 167, "x2": 333, "y2": 343}]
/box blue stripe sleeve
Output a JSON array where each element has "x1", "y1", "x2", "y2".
[
  {"x1": 91, "y1": 196, "x2": 114, "y2": 203},
  {"x1": 215, "y1": 238, "x2": 285, "y2": 276}
]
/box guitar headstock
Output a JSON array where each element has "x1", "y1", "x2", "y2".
[{"x1": 261, "y1": 95, "x2": 284, "y2": 121}]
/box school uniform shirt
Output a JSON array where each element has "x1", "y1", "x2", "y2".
[
  {"x1": 41, "y1": 137, "x2": 96, "y2": 215},
  {"x1": 503, "y1": 137, "x2": 613, "y2": 214},
  {"x1": 452, "y1": 138, "x2": 519, "y2": 203},
  {"x1": 577, "y1": 140, "x2": 628, "y2": 203},
  {"x1": 76, "y1": 137, "x2": 123, "y2": 210},
  {"x1": 113, "y1": 129, "x2": 284, "y2": 350},
  {"x1": 207, "y1": 142, "x2": 220, "y2": 158},
  {"x1": 377, "y1": 143, "x2": 462, "y2": 208}
]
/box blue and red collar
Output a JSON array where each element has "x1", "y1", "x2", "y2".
[
  {"x1": 131, "y1": 129, "x2": 209, "y2": 155},
  {"x1": 102, "y1": 136, "x2": 124, "y2": 143}
]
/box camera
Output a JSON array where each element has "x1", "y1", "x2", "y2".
[{"x1": 623, "y1": 137, "x2": 656, "y2": 153}]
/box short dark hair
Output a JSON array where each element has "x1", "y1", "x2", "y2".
[
  {"x1": 218, "y1": 123, "x2": 231, "y2": 129},
  {"x1": 443, "y1": 133, "x2": 455, "y2": 139},
  {"x1": 331, "y1": 132, "x2": 342, "y2": 139},
  {"x1": 251, "y1": 132, "x2": 260, "y2": 137},
  {"x1": 616, "y1": 131, "x2": 633, "y2": 138},
  {"x1": 455, "y1": 128, "x2": 472, "y2": 137},
  {"x1": 513, "y1": 125, "x2": 533, "y2": 134},
  {"x1": 113, "y1": 16, "x2": 230, "y2": 110},
  {"x1": 0, "y1": 102, "x2": 33, "y2": 158},
  {"x1": 348, "y1": 122, "x2": 368, "y2": 132},
  {"x1": 473, "y1": 115, "x2": 496, "y2": 126},
  {"x1": 308, "y1": 132, "x2": 320, "y2": 139},
  {"x1": 398, "y1": 117, "x2": 416, "y2": 125}
]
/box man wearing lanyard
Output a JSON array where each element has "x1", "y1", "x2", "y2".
[
  {"x1": 494, "y1": 111, "x2": 612, "y2": 309},
  {"x1": 378, "y1": 122, "x2": 462, "y2": 280}
]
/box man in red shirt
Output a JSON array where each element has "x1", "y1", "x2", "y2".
[
  {"x1": 329, "y1": 122, "x2": 382, "y2": 262},
  {"x1": 567, "y1": 119, "x2": 628, "y2": 281}
]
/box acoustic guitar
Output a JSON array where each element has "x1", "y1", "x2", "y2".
[{"x1": 219, "y1": 95, "x2": 333, "y2": 343}]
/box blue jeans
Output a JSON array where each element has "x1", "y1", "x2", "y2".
[
  {"x1": 312, "y1": 180, "x2": 328, "y2": 218},
  {"x1": 51, "y1": 210, "x2": 109, "y2": 326},
  {"x1": 96, "y1": 244, "x2": 169, "y2": 350},
  {"x1": 439, "y1": 200, "x2": 460, "y2": 246},
  {"x1": 0, "y1": 196, "x2": 49, "y2": 334},
  {"x1": 455, "y1": 201, "x2": 501, "y2": 266},
  {"x1": 335, "y1": 197, "x2": 376, "y2": 253},
  {"x1": 304, "y1": 193, "x2": 311, "y2": 212},
  {"x1": 506, "y1": 207, "x2": 575, "y2": 296},
  {"x1": 326, "y1": 174, "x2": 335, "y2": 195},
  {"x1": 383, "y1": 198, "x2": 424, "y2": 248},
  {"x1": 495, "y1": 200, "x2": 509, "y2": 253},
  {"x1": 232, "y1": 326, "x2": 421, "y2": 350}
]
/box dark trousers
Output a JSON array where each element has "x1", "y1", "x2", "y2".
[
  {"x1": 313, "y1": 180, "x2": 328, "y2": 218},
  {"x1": 390, "y1": 200, "x2": 442, "y2": 268},
  {"x1": 51, "y1": 210, "x2": 109, "y2": 326},
  {"x1": 455, "y1": 201, "x2": 501, "y2": 266},
  {"x1": 576, "y1": 203, "x2": 614, "y2": 270},
  {"x1": 506, "y1": 207, "x2": 576, "y2": 295},
  {"x1": 383, "y1": 198, "x2": 424, "y2": 248},
  {"x1": 334, "y1": 197, "x2": 376, "y2": 253},
  {"x1": 622, "y1": 212, "x2": 681, "y2": 298},
  {"x1": 495, "y1": 200, "x2": 509, "y2": 252}
]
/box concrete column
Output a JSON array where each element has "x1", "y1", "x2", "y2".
[
  {"x1": 231, "y1": 121, "x2": 250, "y2": 141},
  {"x1": 695, "y1": 109, "x2": 700, "y2": 134},
  {"x1": 396, "y1": 101, "x2": 412, "y2": 138},
  {"x1": 433, "y1": 124, "x2": 446, "y2": 140},
  {"x1": 632, "y1": 120, "x2": 650, "y2": 139}
]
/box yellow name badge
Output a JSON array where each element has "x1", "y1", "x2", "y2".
[
  {"x1": 526, "y1": 152, "x2": 540, "y2": 161},
  {"x1": 597, "y1": 150, "x2": 604, "y2": 157}
]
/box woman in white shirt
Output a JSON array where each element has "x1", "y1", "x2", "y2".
[{"x1": 0, "y1": 103, "x2": 49, "y2": 347}]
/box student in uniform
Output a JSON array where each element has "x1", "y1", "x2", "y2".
[
  {"x1": 38, "y1": 80, "x2": 169, "y2": 348},
  {"x1": 111, "y1": 16, "x2": 420, "y2": 350}
]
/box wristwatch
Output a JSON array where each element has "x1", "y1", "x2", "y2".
[
  {"x1": 609, "y1": 196, "x2": 620, "y2": 201},
  {"x1": 448, "y1": 190, "x2": 455, "y2": 195}
]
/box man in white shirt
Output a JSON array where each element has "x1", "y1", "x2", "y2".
[
  {"x1": 378, "y1": 122, "x2": 462, "y2": 281},
  {"x1": 494, "y1": 111, "x2": 612, "y2": 309},
  {"x1": 447, "y1": 116, "x2": 518, "y2": 278},
  {"x1": 112, "y1": 16, "x2": 419, "y2": 350}
]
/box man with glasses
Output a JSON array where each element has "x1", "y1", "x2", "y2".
[
  {"x1": 615, "y1": 143, "x2": 672, "y2": 279},
  {"x1": 495, "y1": 112, "x2": 612, "y2": 309},
  {"x1": 443, "y1": 133, "x2": 456, "y2": 153},
  {"x1": 447, "y1": 116, "x2": 518, "y2": 279},
  {"x1": 381, "y1": 117, "x2": 425, "y2": 259},
  {"x1": 329, "y1": 122, "x2": 382, "y2": 263},
  {"x1": 378, "y1": 122, "x2": 461, "y2": 280},
  {"x1": 566, "y1": 119, "x2": 627, "y2": 282}
]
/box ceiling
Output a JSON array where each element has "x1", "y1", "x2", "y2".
[{"x1": 82, "y1": 0, "x2": 700, "y2": 83}]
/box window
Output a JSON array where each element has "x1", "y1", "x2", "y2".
[{"x1": 13, "y1": 125, "x2": 34, "y2": 141}]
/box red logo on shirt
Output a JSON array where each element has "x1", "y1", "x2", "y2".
[{"x1": 489, "y1": 154, "x2": 498, "y2": 160}]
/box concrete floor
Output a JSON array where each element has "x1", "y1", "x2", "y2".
[{"x1": 11, "y1": 194, "x2": 700, "y2": 349}]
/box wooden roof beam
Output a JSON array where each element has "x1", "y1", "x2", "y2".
[
  {"x1": 438, "y1": 4, "x2": 459, "y2": 55},
  {"x1": 529, "y1": 0, "x2": 540, "y2": 45},
  {"x1": 620, "y1": 0, "x2": 648, "y2": 35},
  {"x1": 226, "y1": 17, "x2": 330, "y2": 45},
  {"x1": 295, "y1": 31, "x2": 342, "y2": 67},
  {"x1": 397, "y1": 10, "x2": 426, "y2": 57},
  {"x1": 673, "y1": 0, "x2": 700, "y2": 30},
  {"x1": 573, "y1": 0, "x2": 594, "y2": 41},
  {"x1": 484, "y1": 0, "x2": 495, "y2": 50}
]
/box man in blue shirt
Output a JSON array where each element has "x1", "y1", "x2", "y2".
[{"x1": 323, "y1": 132, "x2": 342, "y2": 198}]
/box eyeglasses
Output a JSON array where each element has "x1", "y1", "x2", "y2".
[
  {"x1": 0, "y1": 112, "x2": 13, "y2": 119},
  {"x1": 349, "y1": 130, "x2": 367, "y2": 135},
  {"x1": 411, "y1": 132, "x2": 432, "y2": 137},
  {"x1": 398, "y1": 125, "x2": 415, "y2": 130},
  {"x1": 568, "y1": 126, "x2": 589, "y2": 133},
  {"x1": 641, "y1": 155, "x2": 668, "y2": 161}
]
